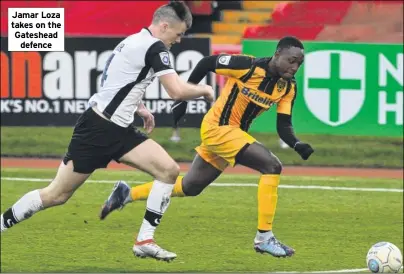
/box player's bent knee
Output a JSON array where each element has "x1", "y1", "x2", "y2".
[
  {"x1": 167, "y1": 164, "x2": 180, "y2": 183},
  {"x1": 262, "y1": 157, "x2": 283, "y2": 174},
  {"x1": 167, "y1": 162, "x2": 180, "y2": 182},
  {"x1": 273, "y1": 157, "x2": 283, "y2": 174},
  {"x1": 157, "y1": 161, "x2": 180, "y2": 184}
]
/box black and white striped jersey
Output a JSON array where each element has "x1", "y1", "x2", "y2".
[{"x1": 89, "y1": 28, "x2": 175, "y2": 127}]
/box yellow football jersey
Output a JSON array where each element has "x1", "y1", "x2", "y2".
[{"x1": 204, "y1": 54, "x2": 297, "y2": 131}]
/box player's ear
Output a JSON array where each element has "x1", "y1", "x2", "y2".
[{"x1": 161, "y1": 22, "x2": 169, "y2": 33}]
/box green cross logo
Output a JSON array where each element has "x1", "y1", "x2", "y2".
[{"x1": 303, "y1": 50, "x2": 366, "y2": 126}]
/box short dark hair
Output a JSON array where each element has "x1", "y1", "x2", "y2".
[
  {"x1": 276, "y1": 36, "x2": 304, "y2": 52},
  {"x1": 153, "y1": 1, "x2": 192, "y2": 29}
]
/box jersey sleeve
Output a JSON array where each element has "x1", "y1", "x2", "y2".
[
  {"x1": 145, "y1": 41, "x2": 176, "y2": 77},
  {"x1": 214, "y1": 54, "x2": 254, "y2": 80},
  {"x1": 277, "y1": 81, "x2": 297, "y2": 115}
]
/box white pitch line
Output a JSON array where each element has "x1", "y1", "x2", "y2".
[{"x1": 1, "y1": 177, "x2": 403, "y2": 193}]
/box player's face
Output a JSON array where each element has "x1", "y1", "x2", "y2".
[
  {"x1": 274, "y1": 46, "x2": 304, "y2": 80},
  {"x1": 160, "y1": 21, "x2": 187, "y2": 49}
]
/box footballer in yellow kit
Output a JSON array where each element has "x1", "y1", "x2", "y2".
[
  {"x1": 195, "y1": 52, "x2": 298, "y2": 172},
  {"x1": 100, "y1": 36, "x2": 314, "y2": 258}
]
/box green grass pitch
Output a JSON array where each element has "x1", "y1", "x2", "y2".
[{"x1": 1, "y1": 168, "x2": 403, "y2": 272}]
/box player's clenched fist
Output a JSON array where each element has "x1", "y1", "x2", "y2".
[
  {"x1": 294, "y1": 142, "x2": 314, "y2": 160},
  {"x1": 201, "y1": 85, "x2": 215, "y2": 102}
]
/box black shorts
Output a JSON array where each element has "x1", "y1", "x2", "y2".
[{"x1": 63, "y1": 107, "x2": 148, "y2": 174}]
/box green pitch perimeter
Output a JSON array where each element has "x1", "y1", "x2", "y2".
[{"x1": 1, "y1": 127, "x2": 403, "y2": 168}]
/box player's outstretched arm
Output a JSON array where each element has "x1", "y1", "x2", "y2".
[
  {"x1": 169, "y1": 55, "x2": 220, "y2": 124},
  {"x1": 170, "y1": 54, "x2": 253, "y2": 125},
  {"x1": 145, "y1": 40, "x2": 214, "y2": 103},
  {"x1": 169, "y1": 53, "x2": 253, "y2": 102},
  {"x1": 159, "y1": 73, "x2": 214, "y2": 102}
]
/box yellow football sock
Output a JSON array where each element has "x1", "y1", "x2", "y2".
[
  {"x1": 257, "y1": 174, "x2": 280, "y2": 231},
  {"x1": 172, "y1": 176, "x2": 186, "y2": 197},
  {"x1": 131, "y1": 176, "x2": 185, "y2": 201}
]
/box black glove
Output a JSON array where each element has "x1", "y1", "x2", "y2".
[
  {"x1": 294, "y1": 142, "x2": 314, "y2": 160},
  {"x1": 171, "y1": 100, "x2": 188, "y2": 126}
]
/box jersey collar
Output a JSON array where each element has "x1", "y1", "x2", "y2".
[{"x1": 143, "y1": 27, "x2": 153, "y2": 36}]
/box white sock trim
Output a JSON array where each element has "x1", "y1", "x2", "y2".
[
  {"x1": 146, "y1": 180, "x2": 174, "y2": 214},
  {"x1": 255, "y1": 230, "x2": 274, "y2": 243},
  {"x1": 137, "y1": 180, "x2": 174, "y2": 242},
  {"x1": 13, "y1": 190, "x2": 43, "y2": 222}
]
